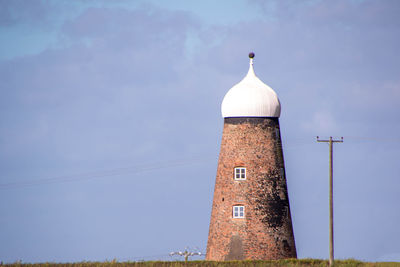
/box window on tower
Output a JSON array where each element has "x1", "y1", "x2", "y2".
[
  {"x1": 234, "y1": 167, "x2": 246, "y2": 180},
  {"x1": 233, "y1": 206, "x2": 245, "y2": 218}
]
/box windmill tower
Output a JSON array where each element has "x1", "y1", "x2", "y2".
[{"x1": 206, "y1": 53, "x2": 296, "y2": 261}]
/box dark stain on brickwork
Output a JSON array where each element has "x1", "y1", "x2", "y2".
[
  {"x1": 249, "y1": 169, "x2": 289, "y2": 228},
  {"x1": 225, "y1": 235, "x2": 244, "y2": 260},
  {"x1": 283, "y1": 240, "x2": 291, "y2": 252}
]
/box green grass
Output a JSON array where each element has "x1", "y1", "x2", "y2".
[{"x1": 1, "y1": 259, "x2": 399, "y2": 267}]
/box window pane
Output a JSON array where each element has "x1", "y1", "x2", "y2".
[
  {"x1": 241, "y1": 174, "x2": 245, "y2": 178},
  {"x1": 235, "y1": 169, "x2": 239, "y2": 179},
  {"x1": 241, "y1": 169, "x2": 245, "y2": 174}
]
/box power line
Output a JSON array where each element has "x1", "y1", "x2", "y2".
[
  {"x1": 0, "y1": 140, "x2": 325, "y2": 190},
  {"x1": 344, "y1": 136, "x2": 400, "y2": 142},
  {"x1": 0, "y1": 156, "x2": 215, "y2": 190},
  {"x1": 3, "y1": 135, "x2": 385, "y2": 190}
]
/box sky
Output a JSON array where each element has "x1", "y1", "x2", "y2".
[{"x1": 0, "y1": 0, "x2": 400, "y2": 263}]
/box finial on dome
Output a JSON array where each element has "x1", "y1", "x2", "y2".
[{"x1": 247, "y1": 52, "x2": 255, "y2": 76}]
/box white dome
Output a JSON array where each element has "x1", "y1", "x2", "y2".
[{"x1": 221, "y1": 57, "x2": 281, "y2": 118}]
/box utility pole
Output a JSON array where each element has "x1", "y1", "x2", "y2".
[{"x1": 317, "y1": 136, "x2": 343, "y2": 266}]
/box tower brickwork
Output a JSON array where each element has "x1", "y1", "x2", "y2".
[
  {"x1": 206, "y1": 117, "x2": 296, "y2": 260},
  {"x1": 206, "y1": 53, "x2": 296, "y2": 261}
]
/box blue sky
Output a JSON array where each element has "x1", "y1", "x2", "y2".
[{"x1": 1, "y1": 0, "x2": 400, "y2": 263}]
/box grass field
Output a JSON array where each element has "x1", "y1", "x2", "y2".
[{"x1": 1, "y1": 259, "x2": 399, "y2": 267}]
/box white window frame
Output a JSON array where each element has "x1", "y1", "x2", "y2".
[
  {"x1": 234, "y1": 167, "x2": 246, "y2": 180},
  {"x1": 233, "y1": 206, "x2": 245, "y2": 218}
]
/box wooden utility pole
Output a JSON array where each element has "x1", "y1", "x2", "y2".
[{"x1": 317, "y1": 136, "x2": 343, "y2": 266}]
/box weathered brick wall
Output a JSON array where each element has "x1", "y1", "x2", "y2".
[{"x1": 206, "y1": 117, "x2": 296, "y2": 261}]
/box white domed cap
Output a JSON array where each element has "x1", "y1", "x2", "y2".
[{"x1": 221, "y1": 53, "x2": 281, "y2": 118}]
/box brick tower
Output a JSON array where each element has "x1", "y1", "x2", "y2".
[{"x1": 206, "y1": 53, "x2": 296, "y2": 261}]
